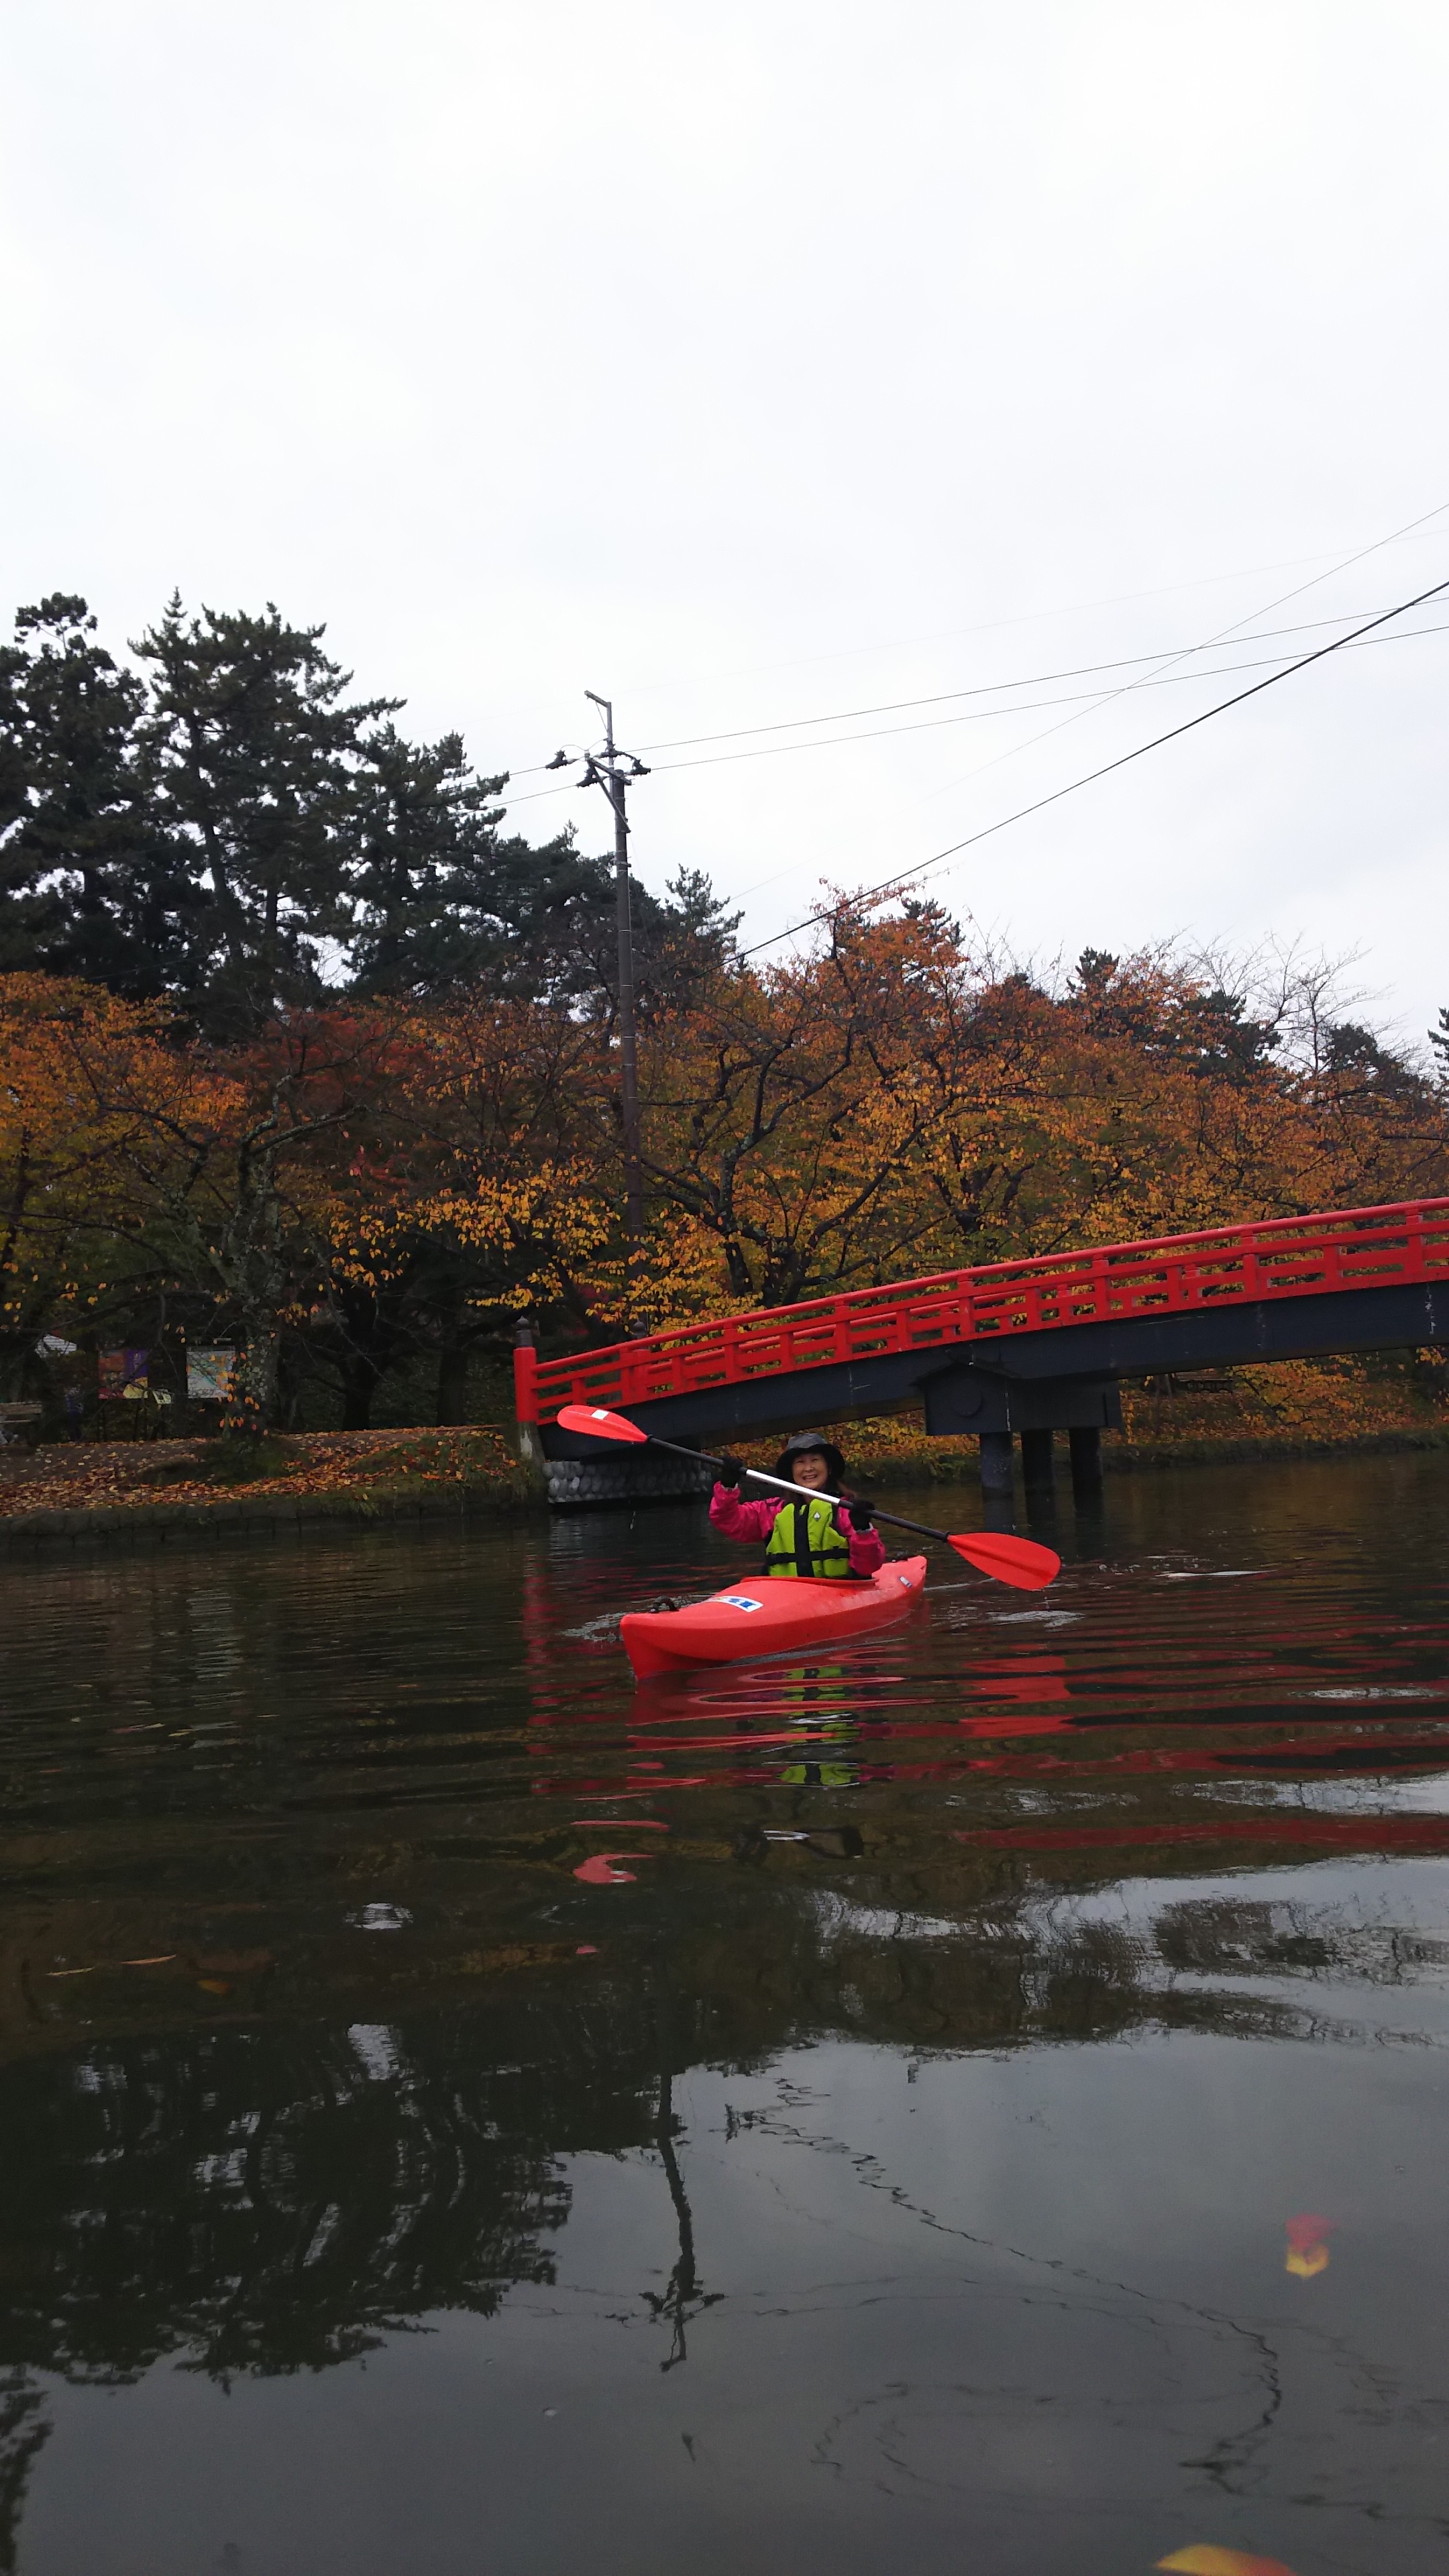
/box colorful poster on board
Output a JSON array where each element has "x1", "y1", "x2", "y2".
[
  {"x1": 186, "y1": 1348, "x2": 237, "y2": 1402},
  {"x1": 98, "y1": 1348, "x2": 149, "y2": 1401}
]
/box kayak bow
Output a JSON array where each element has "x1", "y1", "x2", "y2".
[{"x1": 620, "y1": 1555, "x2": 928, "y2": 1680}]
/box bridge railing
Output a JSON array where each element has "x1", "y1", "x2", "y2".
[{"x1": 515, "y1": 1197, "x2": 1449, "y2": 1425}]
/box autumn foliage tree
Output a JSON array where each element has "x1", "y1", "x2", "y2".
[
  {"x1": 4, "y1": 588, "x2": 1447, "y2": 1433},
  {"x1": 7, "y1": 898, "x2": 1448, "y2": 1430}
]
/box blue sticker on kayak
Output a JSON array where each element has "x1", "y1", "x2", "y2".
[
  {"x1": 898, "y1": 1574, "x2": 912, "y2": 1585},
  {"x1": 720, "y1": 1594, "x2": 763, "y2": 1612}
]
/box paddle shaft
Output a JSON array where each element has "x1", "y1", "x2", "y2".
[{"x1": 638, "y1": 1429, "x2": 955, "y2": 1552}]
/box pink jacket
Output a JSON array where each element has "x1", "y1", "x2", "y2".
[{"x1": 708, "y1": 1482, "x2": 887, "y2": 1576}]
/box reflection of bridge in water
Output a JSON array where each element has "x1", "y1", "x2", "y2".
[{"x1": 516, "y1": 1196, "x2": 1449, "y2": 1503}]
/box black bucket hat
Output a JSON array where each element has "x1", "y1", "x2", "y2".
[{"x1": 773, "y1": 1428, "x2": 846, "y2": 1489}]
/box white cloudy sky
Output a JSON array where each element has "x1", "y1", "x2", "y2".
[{"x1": 5, "y1": 1, "x2": 1447, "y2": 1044}]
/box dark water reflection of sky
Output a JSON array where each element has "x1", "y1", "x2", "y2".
[{"x1": 1, "y1": 1454, "x2": 1446, "y2": 2576}]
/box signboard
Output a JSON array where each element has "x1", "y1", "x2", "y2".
[
  {"x1": 186, "y1": 1348, "x2": 237, "y2": 1403},
  {"x1": 98, "y1": 1348, "x2": 149, "y2": 1401}
]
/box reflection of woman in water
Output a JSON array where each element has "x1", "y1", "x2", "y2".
[
  {"x1": 709, "y1": 1430, "x2": 885, "y2": 1580},
  {"x1": 772, "y1": 1658, "x2": 861, "y2": 1785}
]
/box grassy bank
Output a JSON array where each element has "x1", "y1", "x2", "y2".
[
  {"x1": 4, "y1": 1354, "x2": 1446, "y2": 1547},
  {"x1": 0, "y1": 1426, "x2": 538, "y2": 1550}
]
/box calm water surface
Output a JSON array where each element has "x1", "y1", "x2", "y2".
[{"x1": 1, "y1": 1454, "x2": 1447, "y2": 2576}]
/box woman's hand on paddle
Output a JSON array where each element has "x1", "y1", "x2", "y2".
[
  {"x1": 555, "y1": 1403, "x2": 1061, "y2": 1591},
  {"x1": 717, "y1": 1454, "x2": 745, "y2": 1490},
  {"x1": 845, "y1": 1495, "x2": 874, "y2": 1531}
]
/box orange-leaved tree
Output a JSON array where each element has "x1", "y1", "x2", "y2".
[
  {"x1": 0, "y1": 974, "x2": 224, "y2": 1396},
  {"x1": 3, "y1": 978, "x2": 412, "y2": 1430}
]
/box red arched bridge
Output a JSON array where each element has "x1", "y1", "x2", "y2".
[{"x1": 514, "y1": 1197, "x2": 1449, "y2": 1502}]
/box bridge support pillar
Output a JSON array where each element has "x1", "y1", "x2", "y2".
[
  {"x1": 1069, "y1": 1425, "x2": 1104, "y2": 1497},
  {"x1": 1020, "y1": 1428, "x2": 1055, "y2": 1490},
  {"x1": 979, "y1": 1431, "x2": 1015, "y2": 1497}
]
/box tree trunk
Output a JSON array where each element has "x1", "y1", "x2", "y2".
[
  {"x1": 435, "y1": 1342, "x2": 471, "y2": 1425},
  {"x1": 340, "y1": 1352, "x2": 382, "y2": 1432},
  {"x1": 215, "y1": 1141, "x2": 290, "y2": 1440},
  {"x1": 274, "y1": 1348, "x2": 302, "y2": 1432},
  {"x1": 224, "y1": 1319, "x2": 280, "y2": 1438}
]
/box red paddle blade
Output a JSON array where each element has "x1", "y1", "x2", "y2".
[
  {"x1": 948, "y1": 1530, "x2": 1061, "y2": 1591},
  {"x1": 557, "y1": 1403, "x2": 648, "y2": 1444}
]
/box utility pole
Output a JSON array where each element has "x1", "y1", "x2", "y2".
[{"x1": 580, "y1": 695, "x2": 649, "y2": 1317}]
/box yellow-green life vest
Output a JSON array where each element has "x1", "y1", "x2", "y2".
[{"x1": 763, "y1": 1494, "x2": 854, "y2": 1579}]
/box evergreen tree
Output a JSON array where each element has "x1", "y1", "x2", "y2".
[
  {"x1": 1324, "y1": 1020, "x2": 1419, "y2": 1095},
  {"x1": 0, "y1": 621, "x2": 46, "y2": 969},
  {"x1": 1, "y1": 587, "x2": 742, "y2": 1035},
  {"x1": 619, "y1": 863, "x2": 741, "y2": 1018},
  {"x1": 347, "y1": 727, "x2": 739, "y2": 1010},
  {"x1": 346, "y1": 723, "x2": 598, "y2": 1000},
  {"x1": 0, "y1": 596, "x2": 199, "y2": 994},
  {"x1": 134, "y1": 597, "x2": 399, "y2": 1035}
]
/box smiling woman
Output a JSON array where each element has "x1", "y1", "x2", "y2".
[{"x1": 553, "y1": 1411, "x2": 1062, "y2": 1620}]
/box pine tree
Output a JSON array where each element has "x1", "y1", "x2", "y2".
[
  {"x1": 0, "y1": 595, "x2": 200, "y2": 994},
  {"x1": 134, "y1": 597, "x2": 399, "y2": 1036},
  {"x1": 347, "y1": 722, "x2": 593, "y2": 998},
  {"x1": 347, "y1": 729, "x2": 739, "y2": 1010}
]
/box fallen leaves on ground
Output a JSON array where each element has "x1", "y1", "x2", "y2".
[{"x1": 0, "y1": 1426, "x2": 521, "y2": 1518}]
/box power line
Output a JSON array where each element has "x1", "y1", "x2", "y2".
[
  {"x1": 568, "y1": 524, "x2": 1449, "y2": 716},
  {"x1": 908, "y1": 489, "x2": 1449, "y2": 854},
  {"x1": 498, "y1": 606, "x2": 1382, "y2": 779},
  {"x1": 735, "y1": 570, "x2": 1449, "y2": 962},
  {"x1": 495, "y1": 614, "x2": 1448, "y2": 804},
  {"x1": 506, "y1": 496, "x2": 1449, "y2": 785},
  {"x1": 625, "y1": 609, "x2": 1408, "y2": 754},
  {"x1": 646, "y1": 623, "x2": 1449, "y2": 774}
]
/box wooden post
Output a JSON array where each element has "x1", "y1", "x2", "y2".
[
  {"x1": 1020, "y1": 1428, "x2": 1055, "y2": 1489},
  {"x1": 1069, "y1": 1425, "x2": 1104, "y2": 1497},
  {"x1": 979, "y1": 1430, "x2": 1014, "y2": 1495}
]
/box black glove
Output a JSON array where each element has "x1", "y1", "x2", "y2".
[
  {"x1": 846, "y1": 1495, "x2": 874, "y2": 1532},
  {"x1": 717, "y1": 1454, "x2": 745, "y2": 1491}
]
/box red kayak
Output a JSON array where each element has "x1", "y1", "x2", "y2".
[{"x1": 620, "y1": 1556, "x2": 928, "y2": 1680}]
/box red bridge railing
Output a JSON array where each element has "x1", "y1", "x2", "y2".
[{"x1": 515, "y1": 1196, "x2": 1449, "y2": 1428}]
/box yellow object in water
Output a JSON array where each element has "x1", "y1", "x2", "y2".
[
  {"x1": 1285, "y1": 2241, "x2": 1330, "y2": 2277},
  {"x1": 1158, "y1": 2550, "x2": 1299, "y2": 2576},
  {"x1": 1283, "y1": 2212, "x2": 1334, "y2": 2275}
]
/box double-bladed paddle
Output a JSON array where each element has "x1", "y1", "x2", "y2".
[{"x1": 555, "y1": 1404, "x2": 1061, "y2": 1592}]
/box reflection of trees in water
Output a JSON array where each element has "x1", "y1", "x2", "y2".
[
  {"x1": 699, "y1": 1862, "x2": 1449, "y2": 2056},
  {"x1": 1, "y1": 1882, "x2": 1424, "y2": 2383},
  {"x1": 0, "y1": 1984, "x2": 718, "y2": 2559},
  {"x1": 1155, "y1": 1892, "x2": 1449, "y2": 1985},
  {"x1": 0, "y1": 1860, "x2": 1433, "y2": 2556},
  {"x1": 0, "y1": 2000, "x2": 659, "y2": 2388},
  {"x1": 643, "y1": 2070, "x2": 722, "y2": 2371},
  {"x1": 0, "y1": 2372, "x2": 50, "y2": 2576},
  {"x1": 0, "y1": 1998, "x2": 635, "y2": 2567}
]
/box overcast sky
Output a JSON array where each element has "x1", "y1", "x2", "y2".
[{"x1": 5, "y1": 1, "x2": 1446, "y2": 1045}]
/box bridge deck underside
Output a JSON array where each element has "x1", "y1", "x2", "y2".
[{"x1": 539, "y1": 1279, "x2": 1447, "y2": 1456}]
